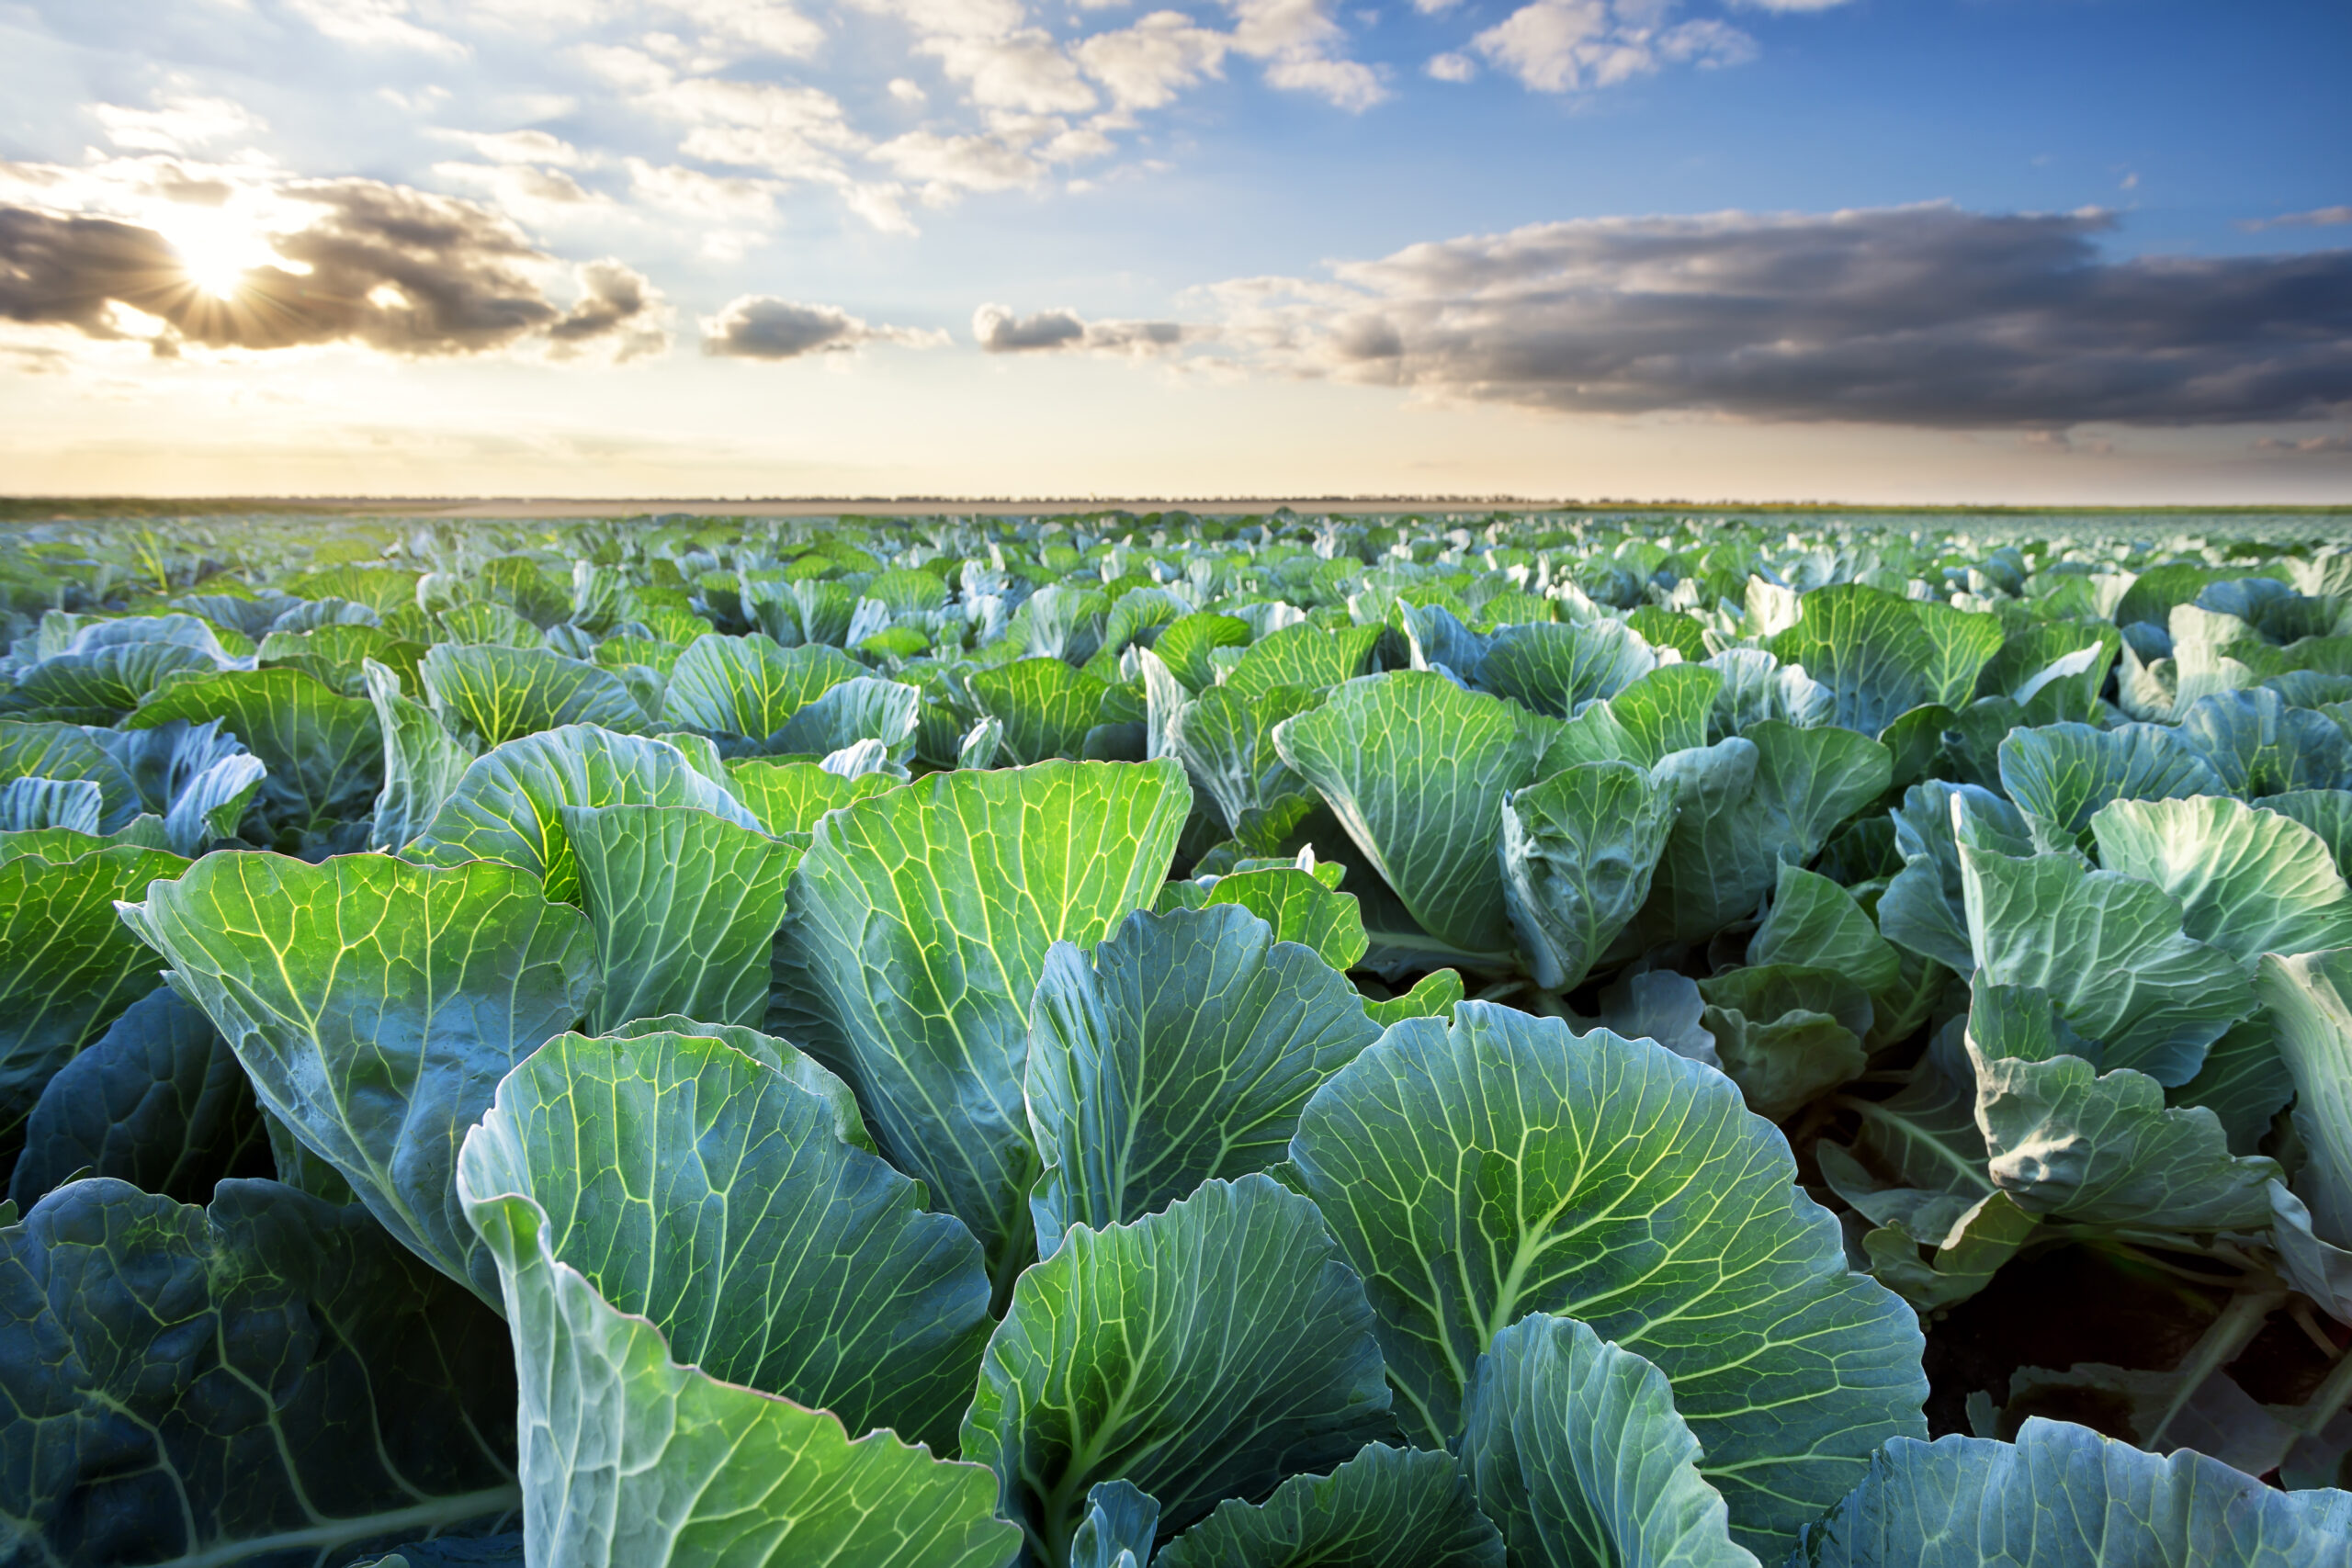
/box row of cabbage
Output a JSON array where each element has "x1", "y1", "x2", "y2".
[{"x1": 0, "y1": 510, "x2": 2346, "y2": 1568}]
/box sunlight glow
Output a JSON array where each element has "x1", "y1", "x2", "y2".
[{"x1": 162, "y1": 216, "x2": 277, "y2": 299}]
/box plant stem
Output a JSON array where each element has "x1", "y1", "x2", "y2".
[{"x1": 2146, "y1": 1287, "x2": 2288, "y2": 1450}]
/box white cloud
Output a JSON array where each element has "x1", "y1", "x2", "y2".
[
  {"x1": 871, "y1": 129, "x2": 1048, "y2": 194},
  {"x1": 432, "y1": 161, "x2": 610, "y2": 226},
  {"x1": 888, "y1": 76, "x2": 930, "y2": 103},
  {"x1": 1076, "y1": 12, "x2": 1230, "y2": 111},
  {"x1": 849, "y1": 0, "x2": 1027, "y2": 40},
  {"x1": 432, "y1": 128, "x2": 591, "y2": 166},
  {"x1": 654, "y1": 0, "x2": 824, "y2": 57},
  {"x1": 920, "y1": 28, "x2": 1099, "y2": 113},
  {"x1": 1473, "y1": 0, "x2": 1753, "y2": 94},
  {"x1": 1223, "y1": 0, "x2": 1386, "y2": 109},
  {"x1": 625, "y1": 157, "x2": 781, "y2": 222},
  {"x1": 701, "y1": 294, "x2": 944, "y2": 356},
  {"x1": 1425, "y1": 52, "x2": 1477, "y2": 83},
  {"x1": 285, "y1": 0, "x2": 466, "y2": 56},
  {"x1": 92, "y1": 94, "x2": 266, "y2": 155}
]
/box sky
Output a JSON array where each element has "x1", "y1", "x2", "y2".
[{"x1": 0, "y1": 0, "x2": 2346, "y2": 502}]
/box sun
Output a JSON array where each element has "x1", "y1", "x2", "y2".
[{"x1": 161, "y1": 215, "x2": 277, "y2": 299}]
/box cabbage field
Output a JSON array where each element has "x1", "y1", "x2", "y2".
[{"x1": 2, "y1": 507, "x2": 2350, "y2": 1568}]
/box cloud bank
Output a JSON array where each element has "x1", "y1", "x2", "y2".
[
  {"x1": 0, "y1": 172, "x2": 669, "y2": 360},
  {"x1": 1208, "y1": 203, "x2": 2352, "y2": 427}
]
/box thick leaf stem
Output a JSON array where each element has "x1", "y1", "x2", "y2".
[{"x1": 2145, "y1": 1287, "x2": 2287, "y2": 1450}]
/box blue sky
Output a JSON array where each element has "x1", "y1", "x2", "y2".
[{"x1": 0, "y1": 0, "x2": 2345, "y2": 500}]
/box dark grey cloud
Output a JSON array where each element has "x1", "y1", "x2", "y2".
[
  {"x1": 0, "y1": 179, "x2": 669, "y2": 358},
  {"x1": 699, "y1": 294, "x2": 940, "y2": 359},
  {"x1": 1220, "y1": 203, "x2": 2352, "y2": 428},
  {"x1": 972, "y1": 301, "x2": 1201, "y2": 355}
]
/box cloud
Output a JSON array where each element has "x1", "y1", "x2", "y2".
[
  {"x1": 920, "y1": 29, "x2": 1099, "y2": 114},
  {"x1": 700, "y1": 295, "x2": 943, "y2": 357},
  {"x1": 1076, "y1": 13, "x2": 1230, "y2": 111},
  {"x1": 1473, "y1": 1, "x2": 1754, "y2": 95},
  {"x1": 92, "y1": 94, "x2": 266, "y2": 155},
  {"x1": 624, "y1": 158, "x2": 780, "y2": 223},
  {"x1": 1224, "y1": 0, "x2": 1386, "y2": 109},
  {"x1": 1203, "y1": 202, "x2": 2352, "y2": 428},
  {"x1": 0, "y1": 174, "x2": 669, "y2": 360},
  {"x1": 432, "y1": 129, "x2": 591, "y2": 167},
  {"x1": 2254, "y1": 433, "x2": 2352, "y2": 456},
  {"x1": 973, "y1": 301, "x2": 1204, "y2": 353},
  {"x1": 2239, "y1": 206, "x2": 2352, "y2": 232},
  {"x1": 285, "y1": 0, "x2": 466, "y2": 57},
  {"x1": 1426, "y1": 52, "x2": 1477, "y2": 84},
  {"x1": 548, "y1": 258, "x2": 673, "y2": 361}
]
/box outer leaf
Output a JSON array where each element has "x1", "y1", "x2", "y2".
[
  {"x1": 1156, "y1": 1443, "x2": 1505, "y2": 1568},
  {"x1": 1459, "y1": 1314, "x2": 1758, "y2": 1568},
  {"x1": 1642, "y1": 723, "x2": 1893, "y2": 946},
  {"x1": 2264, "y1": 789, "x2": 2352, "y2": 878},
  {"x1": 1500, "y1": 761, "x2": 1677, "y2": 990},
  {"x1": 1481, "y1": 620, "x2": 1658, "y2": 719},
  {"x1": 0, "y1": 843, "x2": 187, "y2": 1153},
  {"x1": 0, "y1": 1178, "x2": 520, "y2": 1567},
  {"x1": 1877, "y1": 782, "x2": 2028, "y2": 973},
  {"x1": 960, "y1": 1174, "x2": 1396, "y2": 1565},
  {"x1": 365, "y1": 658, "x2": 475, "y2": 853},
  {"x1": 8, "y1": 987, "x2": 266, "y2": 1210},
  {"x1": 1696, "y1": 965, "x2": 1872, "y2": 1124},
  {"x1": 1223, "y1": 623, "x2": 1382, "y2": 700},
  {"x1": 130, "y1": 667, "x2": 384, "y2": 852},
  {"x1": 1291, "y1": 1002, "x2": 1926, "y2": 1552},
  {"x1": 610, "y1": 1013, "x2": 876, "y2": 1154},
  {"x1": 419, "y1": 644, "x2": 649, "y2": 745},
  {"x1": 161, "y1": 752, "x2": 266, "y2": 856},
  {"x1": 406, "y1": 725, "x2": 763, "y2": 904},
  {"x1": 772, "y1": 759, "x2": 1190, "y2": 1293},
  {"x1": 1965, "y1": 987, "x2": 2281, "y2": 1230},
  {"x1": 1855, "y1": 1190, "x2": 2041, "y2": 1317},
  {"x1": 0, "y1": 776, "x2": 100, "y2": 834},
  {"x1": 1996, "y1": 721, "x2": 2226, "y2": 849},
  {"x1": 459, "y1": 1028, "x2": 991, "y2": 1453},
  {"x1": 4, "y1": 639, "x2": 218, "y2": 722},
  {"x1": 2181, "y1": 687, "x2": 2352, "y2": 795},
  {"x1": 726, "y1": 756, "x2": 896, "y2": 837},
  {"x1": 660, "y1": 634, "x2": 861, "y2": 738},
  {"x1": 458, "y1": 1153, "x2": 1016, "y2": 1568},
  {"x1": 1274, "y1": 671, "x2": 1542, "y2": 959},
  {"x1": 970, "y1": 657, "x2": 1110, "y2": 764},
  {"x1": 1025, "y1": 905, "x2": 1382, "y2": 1250},
  {"x1": 1365, "y1": 968, "x2": 1465, "y2": 1028},
  {"x1": 119, "y1": 852, "x2": 598, "y2": 1304},
  {"x1": 0, "y1": 720, "x2": 141, "y2": 829},
  {"x1": 1793, "y1": 1416, "x2": 2352, "y2": 1568},
  {"x1": 2256, "y1": 949, "x2": 2352, "y2": 1252},
  {"x1": 2091, "y1": 795, "x2": 2352, "y2": 967},
  {"x1": 1748, "y1": 863, "x2": 1901, "y2": 1001},
  {"x1": 1167, "y1": 682, "x2": 1319, "y2": 833},
  {"x1": 563, "y1": 804, "x2": 797, "y2": 1032},
  {"x1": 1069, "y1": 1481, "x2": 1159, "y2": 1568},
  {"x1": 1769, "y1": 586, "x2": 1998, "y2": 735},
  {"x1": 1959, "y1": 837, "x2": 2251, "y2": 1084},
  {"x1": 767, "y1": 674, "x2": 922, "y2": 757}
]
